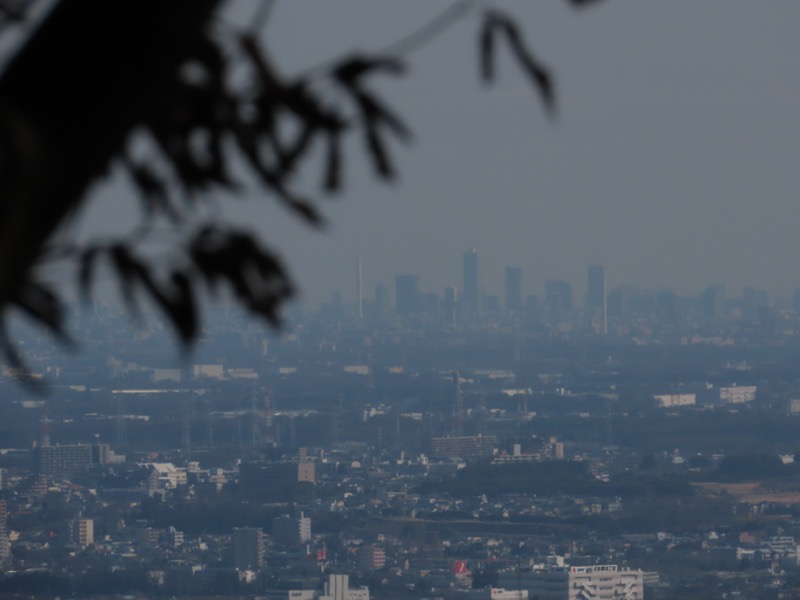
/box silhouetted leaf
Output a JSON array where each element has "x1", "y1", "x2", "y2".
[
  {"x1": 127, "y1": 160, "x2": 178, "y2": 220},
  {"x1": 486, "y1": 11, "x2": 556, "y2": 114},
  {"x1": 141, "y1": 270, "x2": 197, "y2": 346},
  {"x1": 333, "y1": 55, "x2": 404, "y2": 87},
  {"x1": 289, "y1": 200, "x2": 324, "y2": 225},
  {"x1": 189, "y1": 226, "x2": 293, "y2": 327},
  {"x1": 168, "y1": 271, "x2": 197, "y2": 345},
  {"x1": 276, "y1": 120, "x2": 316, "y2": 175},
  {"x1": 365, "y1": 124, "x2": 394, "y2": 179},
  {"x1": 0, "y1": 0, "x2": 27, "y2": 22},
  {"x1": 0, "y1": 323, "x2": 40, "y2": 389},
  {"x1": 11, "y1": 280, "x2": 72, "y2": 349},
  {"x1": 109, "y1": 244, "x2": 147, "y2": 321},
  {"x1": 479, "y1": 13, "x2": 497, "y2": 82},
  {"x1": 355, "y1": 90, "x2": 411, "y2": 142},
  {"x1": 566, "y1": 0, "x2": 604, "y2": 6},
  {"x1": 323, "y1": 129, "x2": 343, "y2": 192},
  {"x1": 78, "y1": 245, "x2": 102, "y2": 305}
]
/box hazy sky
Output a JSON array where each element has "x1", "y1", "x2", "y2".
[{"x1": 81, "y1": 1, "x2": 800, "y2": 309}]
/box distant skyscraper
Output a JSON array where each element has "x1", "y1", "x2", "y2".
[
  {"x1": 394, "y1": 275, "x2": 420, "y2": 315},
  {"x1": 701, "y1": 284, "x2": 726, "y2": 323},
  {"x1": 373, "y1": 283, "x2": 389, "y2": 317},
  {"x1": 233, "y1": 527, "x2": 265, "y2": 570},
  {"x1": 462, "y1": 248, "x2": 479, "y2": 315},
  {"x1": 0, "y1": 500, "x2": 9, "y2": 565},
  {"x1": 272, "y1": 512, "x2": 311, "y2": 546},
  {"x1": 545, "y1": 280, "x2": 573, "y2": 315},
  {"x1": 355, "y1": 258, "x2": 363, "y2": 319},
  {"x1": 586, "y1": 264, "x2": 607, "y2": 334},
  {"x1": 505, "y1": 266, "x2": 522, "y2": 311},
  {"x1": 443, "y1": 284, "x2": 457, "y2": 324}
]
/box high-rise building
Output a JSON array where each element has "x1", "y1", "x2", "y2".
[
  {"x1": 742, "y1": 286, "x2": 768, "y2": 321},
  {"x1": 71, "y1": 518, "x2": 94, "y2": 548},
  {"x1": 505, "y1": 266, "x2": 522, "y2": 311},
  {"x1": 233, "y1": 527, "x2": 266, "y2": 570},
  {"x1": 586, "y1": 265, "x2": 607, "y2": 334},
  {"x1": 701, "y1": 284, "x2": 726, "y2": 323},
  {"x1": 359, "y1": 544, "x2": 387, "y2": 571},
  {"x1": 462, "y1": 249, "x2": 479, "y2": 315},
  {"x1": 272, "y1": 512, "x2": 311, "y2": 546},
  {"x1": 394, "y1": 275, "x2": 420, "y2": 316},
  {"x1": 545, "y1": 280, "x2": 573, "y2": 315},
  {"x1": 36, "y1": 444, "x2": 93, "y2": 477},
  {"x1": 320, "y1": 574, "x2": 370, "y2": 600},
  {"x1": 0, "y1": 500, "x2": 9, "y2": 564},
  {"x1": 355, "y1": 258, "x2": 363, "y2": 319},
  {"x1": 373, "y1": 283, "x2": 389, "y2": 317},
  {"x1": 167, "y1": 526, "x2": 184, "y2": 548},
  {"x1": 430, "y1": 435, "x2": 497, "y2": 460},
  {"x1": 443, "y1": 285, "x2": 458, "y2": 324}
]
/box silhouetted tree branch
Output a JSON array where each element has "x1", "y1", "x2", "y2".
[{"x1": 0, "y1": 0, "x2": 602, "y2": 377}]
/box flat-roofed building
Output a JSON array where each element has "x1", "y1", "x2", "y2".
[
  {"x1": 719, "y1": 385, "x2": 756, "y2": 404},
  {"x1": 653, "y1": 393, "x2": 696, "y2": 408},
  {"x1": 320, "y1": 574, "x2": 369, "y2": 600},
  {"x1": 501, "y1": 565, "x2": 643, "y2": 600},
  {"x1": 272, "y1": 512, "x2": 311, "y2": 546},
  {"x1": 70, "y1": 518, "x2": 94, "y2": 548},
  {"x1": 233, "y1": 527, "x2": 265, "y2": 570},
  {"x1": 430, "y1": 435, "x2": 497, "y2": 460},
  {"x1": 298, "y1": 462, "x2": 315, "y2": 484},
  {"x1": 36, "y1": 444, "x2": 93, "y2": 477}
]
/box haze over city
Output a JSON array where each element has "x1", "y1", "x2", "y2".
[
  {"x1": 72, "y1": 1, "x2": 800, "y2": 310},
  {"x1": 6, "y1": 2, "x2": 800, "y2": 599}
]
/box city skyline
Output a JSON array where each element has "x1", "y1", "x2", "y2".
[
  {"x1": 74, "y1": 2, "x2": 800, "y2": 313},
  {"x1": 318, "y1": 251, "x2": 796, "y2": 314}
]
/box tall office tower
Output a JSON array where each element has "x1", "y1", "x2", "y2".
[
  {"x1": 0, "y1": 500, "x2": 8, "y2": 564},
  {"x1": 742, "y1": 286, "x2": 768, "y2": 321},
  {"x1": 586, "y1": 264, "x2": 607, "y2": 334},
  {"x1": 233, "y1": 527, "x2": 266, "y2": 570},
  {"x1": 452, "y1": 371, "x2": 463, "y2": 437},
  {"x1": 701, "y1": 284, "x2": 726, "y2": 323},
  {"x1": 272, "y1": 512, "x2": 312, "y2": 546},
  {"x1": 443, "y1": 284, "x2": 458, "y2": 324},
  {"x1": 394, "y1": 274, "x2": 420, "y2": 316},
  {"x1": 505, "y1": 266, "x2": 522, "y2": 311},
  {"x1": 355, "y1": 258, "x2": 363, "y2": 319},
  {"x1": 545, "y1": 280, "x2": 573, "y2": 315},
  {"x1": 373, "y1": 283, "x2": 389, "y2": 317},
  {"x1": 462, "y1": 248, "x2": 479, "y2": 315}
]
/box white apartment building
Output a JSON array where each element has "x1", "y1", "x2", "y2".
[{"x1": 505, "y1": 565, "x2": 643, "y2": 600}]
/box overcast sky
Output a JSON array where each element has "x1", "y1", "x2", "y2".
[{"x1": 81, "y1": 1, "x2": 800, "y2": 310}]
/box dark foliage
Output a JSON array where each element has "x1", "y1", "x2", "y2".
[
  {"x1": 714, "y1": 453, "x2": 788, "y2": 481},
  {"x1": 418, "y1": 460, "x2": 601, "y2": 497},
  {"x1": 0, "y1": 1, "x2": 603, "y2": 375},
  {"x1": 419, "y1": 460, "x2": 695, "y2": 499}
]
